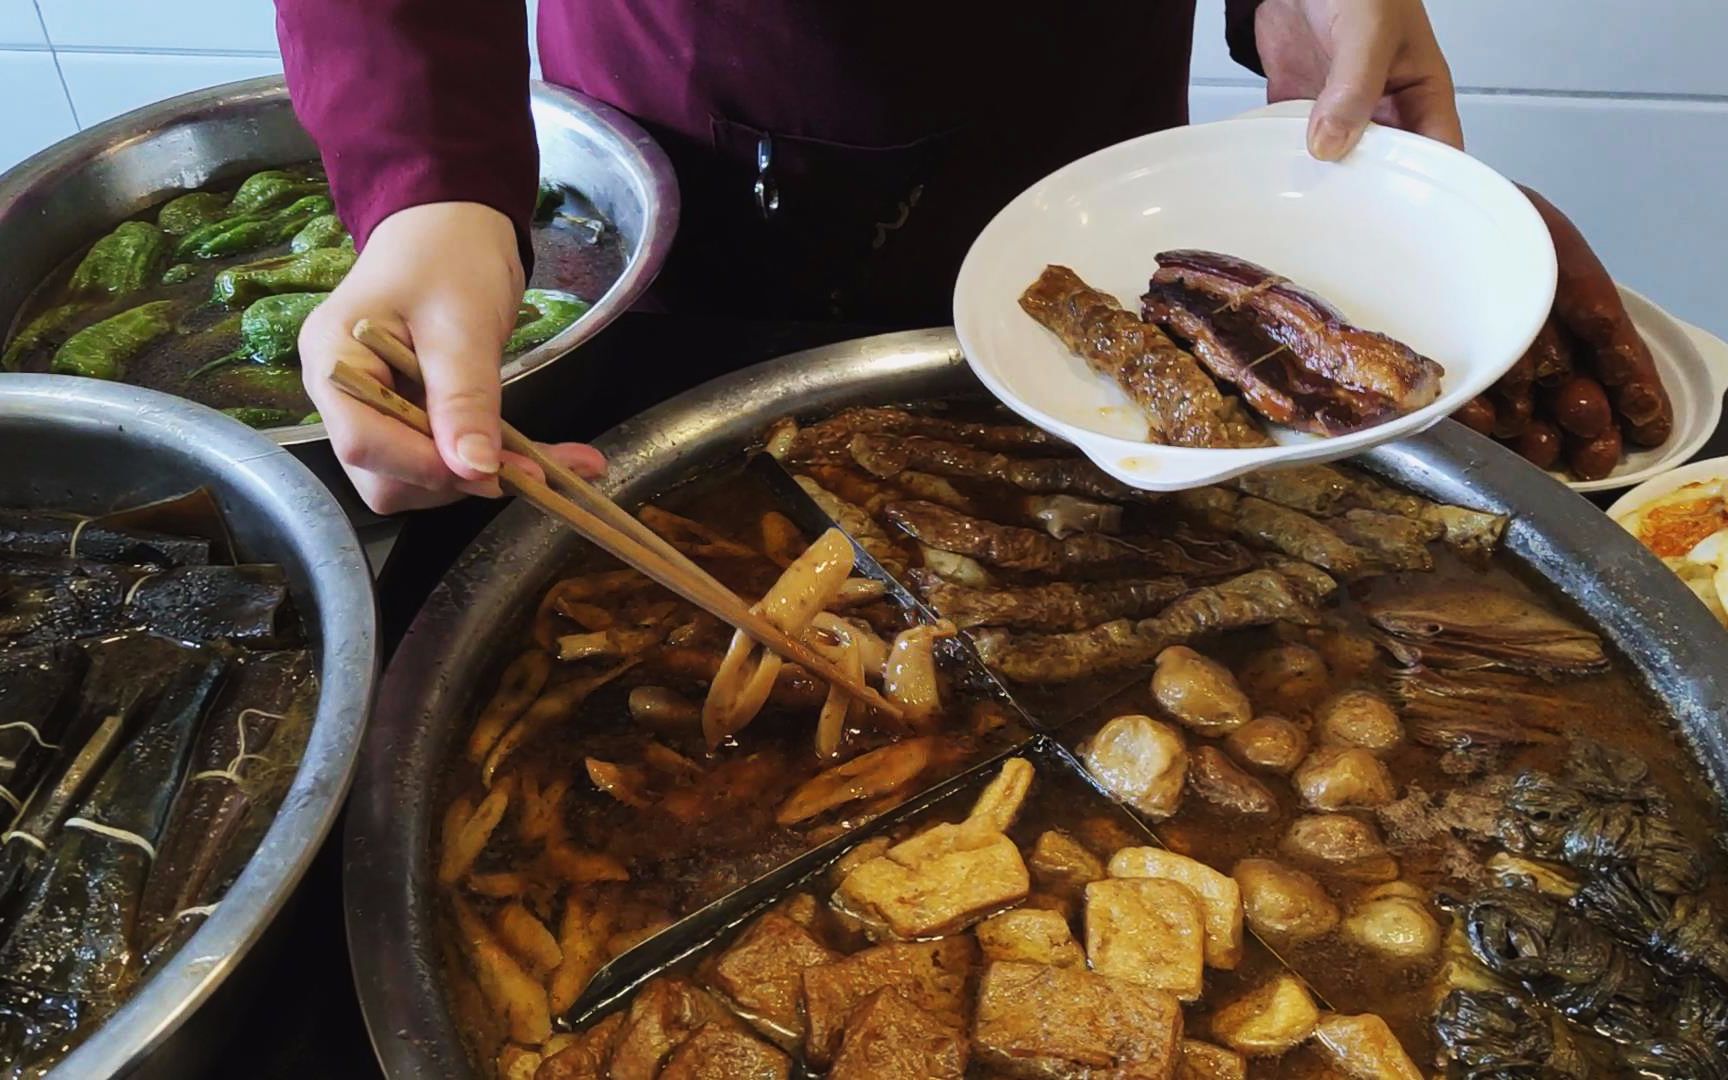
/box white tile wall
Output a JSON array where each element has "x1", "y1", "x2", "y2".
[
  {"x1": 57, "y1": 50, "x2": 280, "y2": 127},
  {"x1": 0, "y1": 0, "x2": 1723, "y2": 340},
  {"x1": 0, "y1": 49, "x2": 76, "y2": 168}
]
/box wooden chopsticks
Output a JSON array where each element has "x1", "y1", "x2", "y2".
[{"x1": 335, "y1": 321, "x2": 904, "y2": 721}]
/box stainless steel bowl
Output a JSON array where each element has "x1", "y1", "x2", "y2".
[
  {"x1": 346, "y1": 328, "x2": 1728, "y2": 1078},
  {"x1": 0, "y1": 375, "x2": 377, "y2": 1077},
  {"x1": 0, "y1": 75, "x2": 679, "y2": 447}
]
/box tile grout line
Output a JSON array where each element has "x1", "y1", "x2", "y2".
[{"x1": 29, "y1": 0, "x2": 79, "y2": 128}]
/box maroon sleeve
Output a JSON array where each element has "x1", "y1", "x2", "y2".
[
  {"x1": 274, "y1": 0, "x2": 539, "y2": 272},
  {"x1": 1224, "y1": 0, "x2": 1268, "y2": 76}
]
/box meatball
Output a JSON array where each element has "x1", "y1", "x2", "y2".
[
  {"x1": 1236, "y1": 644, "x2": 1331, "y2": 715},
  {"x1": 1152, "y1": 646, "x2": 1251, "y2": 735},
  {"x1": 1280, "y1": 814, "x2": 1399, "y2": 883},
  {"x1": 1224, "y1": 715, "x2": 1309, "y2": 774},
  {"x1": 1080, "y1": 714, "x2": 1187, "y2": 820},
  {"x1": 1342, "y1": 883, "x2": 1441, "y2": 961},
  {"x1": 1294, "y1": 748, "x2": 1398, "y2": 811},
  {"x1": 1316, "y1": 690, "x2": 1403, "y2": 752},
  {"x1": 1233, "y1": 858, "x2": 1340, "y2": 945}
]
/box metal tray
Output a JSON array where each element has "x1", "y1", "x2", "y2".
[
  {"x1": 0, "y1": 75, "x2": 678, "y2": 448},
  {"x1": 345, "y1": 328, "x2": 1728, "y2": 1077},
  {"x1": 0, "y1": 375, "x2": 377, "y2": 1078}
]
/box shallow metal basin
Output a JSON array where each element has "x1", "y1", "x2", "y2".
[
  {"x1": 0, "y1": 375, "x2": 377, "y2": 1077},
  {"x1": 345, "y1": 328, "x2": 1728, "y2": 1077},
  {"x1": 0, "y1": 75, "x2": 679, "y2": 447}
]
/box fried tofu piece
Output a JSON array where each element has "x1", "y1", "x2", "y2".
[
  {"x1": 605, "y1": 978, "x2": 734, "y2": 1080},
  {"x1": 1108, "y1": 847, "x2": 1244, "y2": 970},
  {"x1": 802, "y1": 937, "x2": 977, "y2": 1065},
  {"x1": 1210, "y1": 974, "x2": 1320, "y2": 1057},
  {"x1": 534, "y1": 1013, "x2": 623, "y2": 1080},
  {"x1": 973, "y1": 961, "x2": 1183, "y2": 1079},
  {"x1": 830, "y1": 989, "x2": 969, "y2": 1079},
  {"x1": 1085, "y1": 878, "x2": 1206, "y2": 1000},
  {"x1": 1080, "y1": 714, "x2": 1187, "y2": 819},
  {"x1": 1177, "y1": 1039, "x2": 1248, "y2": 1080},
  {"x1": 836, "y1": 825, "x2": 1029, "y2": 939},
  {"x1": 704, "y1": 912, "x2": 839, "y2": 1048},
  {"x1": 658, "y1": 1022, "x2": 791, "y2": 1080},
  {"x1": 1312, "y1": 1013, "x2": 1423, "y2": 1080},
  {"x1": 497, "y1": 1045, "x2": 541, "y2": 1080},
  {"x1": 975, "y1": 908, "x2": 1085, "y2": 968},
  {"x1": 1027, "y1": 829, "x2": 1106, "y2": 900},
  {"x1": 1233, "y1": 858, "x2": 1340, "y2": 945}
]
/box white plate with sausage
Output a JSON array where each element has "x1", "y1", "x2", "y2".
[
  {"x1": 1548, "y1": 291, "x2": 1728, "y2": 492},
  {"x1": 952, "y1": 109, "x2": 1556, "y2": 491}
]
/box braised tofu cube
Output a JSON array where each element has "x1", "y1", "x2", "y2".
[
  {"x1": 830, "y1": 989, "x2": 969, "y2": 1079},
  {"x1": 1176, "y1": 1039, "x2": 1248, "y2": 1080},
  {"x1": 1313, "y1": 1013, "x2": 1423, "y2": 1079},
  {"x1": 533, "y1": 1012, "x2": 622, "y2": 1080},
  {"x1": 1027, "y1": 828, "x2": 1106, "y2": 901},
  {"x1": 658, "y1": 1022, "x2": 791, "y2": 1080},
  {"x1": 836, "y1": 827, "x2": 1029, "y2": 939},
  {"x1": 1085, "y1": 878, "x2": 1206, "y2": 1000},
  {"x1": 802, "y1": 937, "x2": 977, "y2": 1065},
  {"x1": 1080, "y1": 714, "x2": 1187, "y2": 820},
  {"x1": 1108, "y1": 847, "x2": 1244, "y2": 970},
  {"x1": 1210, "y1": 974, "x2": 1320, "y2": 1057},
  {"x1": 704, "y1": 912, "x2": 839, "y2": 1048},
  {"x1": 975, "y1": 908, "x2": 1084, "y2": 968},
  {"x1": 973, "y1": 961, "x2": 1183, "y2": 1079},
  {"x1": 605, "y1": 978, "x2": 734, "y2": 1080}
]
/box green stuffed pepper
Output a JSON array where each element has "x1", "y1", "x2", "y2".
[
  {"x1": 212, "y1": 249, "x2": 356, "y2": 307},
  {"x1": 50, "y1": 300, "x2": 177, "y2": 380},
  {"x1": 67, "y1": 221, "x2": 169, "y2": 299}
]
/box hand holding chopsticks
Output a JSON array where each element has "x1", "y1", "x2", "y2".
[{"x1": 333, "y1": 321, "x2": 903, "y2": 720}]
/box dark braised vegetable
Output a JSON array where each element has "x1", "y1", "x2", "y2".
[
  {"x1": 155, "y1": 191, "x2": 231, "y2": 236},
  {"x1": 0, "y1": 490, "x2": 312, "y2": 1073},
  {"x1": 50, "y1": 300, "x2": 176, "y2": 380},
  {"x1": 66, "y1": 221, "x2": 168, "y2": 299},
  {"x1": 289, "y1": 213, "x2": 348, "y2": 253},
  {"x1": 505, "y1": 289, "x2": 589, "y2": 354},
  {"x1": 211, "y1": 248, "x2": 356, "y2": 307}
]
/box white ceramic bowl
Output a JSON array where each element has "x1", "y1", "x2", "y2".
[
  {"x1": 953, "y1": 110, "x2": 1556, "y2": 491},
  {"x1": 1554, "y1": 288, "x2": 1728, "y2": 493},
  {"x1": 1606, "y1": 454, "x2": 1728, "y2": 521}
]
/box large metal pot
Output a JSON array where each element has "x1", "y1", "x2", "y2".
[
  {"x1": 0, "y1": 75, "x2": 678, "y2": 448},
  {"x1": 345, "y1": 328, "x2": 1728, "y2": 1077},
  {"x1": 0, "y1": 375, "x2": 377, "y2": 1077}
]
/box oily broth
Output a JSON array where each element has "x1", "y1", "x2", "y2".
[{"x1": 432, "y1": 406, "x2": 1728, "y2": 1077}]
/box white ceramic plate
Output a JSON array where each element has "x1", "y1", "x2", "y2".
[
  {"x1": 1551, "y1": 288, "x2": 1728, "y2": 493},
  {"x1": 953, "y1": 110, "x2": 1556, "y2": 491},
  {"x1": 1606, "y1": 454, "x2": 1728, "y2": 521}
]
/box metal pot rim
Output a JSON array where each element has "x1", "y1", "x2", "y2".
[
  {"x1": 0, "y1": 375, "x2": 378, "y2": 1078},
  {"x1": 0, "y1": 75, "x2": 680, "y2": 449}
]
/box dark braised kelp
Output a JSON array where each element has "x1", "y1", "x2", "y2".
[
  {"x1": 0, "y1": 490, "x2": 314, "y2": 1074},
  {"x1": 136, "y1": 648, "x2": 314, "y2": 958}
]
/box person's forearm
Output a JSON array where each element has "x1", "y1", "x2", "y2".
[
  {"x1": 274, "y1": 0, "x2": 538, "y2": 270},
  {"x1": 1223, "y1": 0, "x2": 1270, "y2": 75}
]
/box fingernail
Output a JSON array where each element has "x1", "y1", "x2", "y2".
[
  {"x1": 1310, "y1": 117, "x2": 1351, "y2": 161},
  {"x1": 455, "y1": 433, "x2": 499, "y2": 475}
]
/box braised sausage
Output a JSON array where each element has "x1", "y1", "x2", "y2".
[
  {"x1": 1524, "y1": 318, "x2": 1572, "y2": 388},
  {"x1": 1549, "y1": 375, "x2": 1613, "y2": 439},
  {"x1": 1519, "y1": 186, "x2": 1672, "y2": 432},
  {"x1": 1626, "y1": 409, "x2": 1673, "y2": 449},
  {"x1": 1565, "y1": 426, "x2": 1623, "y2": 481},
  {"x1": 1453, "y1": 396, "x2": 1497, "y2": 437},
  {"x1": 1489, "y1": 384, "x2": 1533, "y2": 439},
  {"x1": 1512, "y1": 420, "x2": 1563, "y2": 470}
]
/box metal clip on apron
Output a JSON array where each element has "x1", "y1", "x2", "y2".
[{"x1": 754, "y1": 135, "x2": 780, "y2": 219}]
